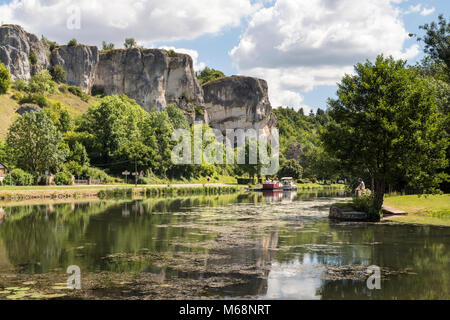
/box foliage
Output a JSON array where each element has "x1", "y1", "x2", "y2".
[
  {"x1": 42, "y1": 102, "x2": 74, "y2": 133},
  {"x1": 28, "y1": 70, "x2": 57, "y2": 96},
  {"x1": 322, "y1": 55, "x2": 449, "y2": 219},
  {"x1": 124, "y1": 38, "x2": 137, "y2": 49},
  {"x1": 51, "y1": 65, "x2": 67, "y2": 83},
  {"x1": 0, "y1": 62, "x2": 10, "y2": 94},
  {"x1": 417, "y1": 14, "x2": 450, "y2": 73},
  {"x1": 67, "y1": 38, "x2": 78, "y2": 47},
  {"x1": 54, "y1": 171, "x2": 73, "y2": 185},
  {"x1": 41, "y1": 36, "x2": 59, "y2": 51},
  {"x1": 28, "y1": 52, "x2": 38, "y2": 66},
  {"x1": 2, "y1": 169, "x2": 35, "y2": 186},
  {"x1": 13, "y1": 78, "x2": 28, "y2": 92},
  {"x1": 6, "y1": 111, "x2": 68, "y2": 173},
  {"x1": 102, "y1": 41, "x2": 115, "y2": 51},
  {"x1": 18, "y1": 94, "x2": 49, "y2": 108},
  {"x1": 166, "y1": 103, "x2": 189, "y2": 130},
  {"x1": 279, "y1": 159, "x2": 303, "y2": 180},
  {"x1": 67, "y1": 85, "x2": 90, "y2": 102},
  {"x1": 197, "y1": 67, "x2": 225, "y2": 84},
  {"x1": 352, "y1": 194, "x2": 376, "y2": 216}
]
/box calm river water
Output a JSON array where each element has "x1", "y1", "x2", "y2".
[{"x1": 0, "y1": 191, "x2": 449, "y2": 300}]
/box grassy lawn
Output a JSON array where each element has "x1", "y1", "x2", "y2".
[{"x1": 384, "y1": 194, "x2": 450, "y2": 227}]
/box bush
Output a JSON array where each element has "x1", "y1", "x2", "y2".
[
  {"x1": 19, "y1": 94, "x2": 49, "y2": 108},
  {"x1": 3, "y1": 169, "x2": 35, "y2": 186},
  {"x1": 51, "y1": 65, "x2": 67, "y2": 83},
  {"x1": 28, "y1": 70, "x2": 57, "y2": 95},
  {"x1": 68, "y1": 39, "x2": 78, "y2": 47},
  {"x1": 54, "y1": 171, "x2": 73, "y2": 185},
  {"x1": 13, "y1": 78, "x2": 28, "y2": 92},
  {"x1": 28, "y1": 52, "x2": 38, "y2": 66},
  {"x1": 352, "y1": 194, "x2": 379, "y2": 220},
  {"x1": 0, "y1": 62, "x2": 11, "y2": 94},
  {"x1": 68, "y1": 85, "x2": 90, "y2": 102},
  {"x1": 91, "y1": 85, "x2": 105, "y2": 96}
]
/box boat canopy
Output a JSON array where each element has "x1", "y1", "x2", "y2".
[{"x1": 281, "y1": 177, "x2": 293, "y2": 181}]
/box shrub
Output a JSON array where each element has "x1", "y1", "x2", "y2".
[
  {"x1": 68, "y1": 38, "x2": 78, "y2": 47},
  {"x1": 13, "y1": 78, "x2": 28, "y2": 92},
  {"x1": 68, "y1": 85, "x2": 90, "y2": 102},
  {"x1": 28, "y1": 70, "x2": 57, "y2": 95},
  {"x1": 91, "y1": 85, "x2": 105, "y2": 97},
  {"x1": 51, "y1": 65, "x2": 67, "y2": 83},
  {"x1": 3, "y1": 169, "x2": 35, "y2": 186},
  {"x1": 19, "y1": 94, "x2": 49, "y2": 108},
  {"x1": 28, "y1": 52, "x2": 38, "y2": 66},
  {"x1": 41, "y1": 36, "x2": 59, "y2": 51},
  {"x1": 0, "y1": 62, "x2": 11, "y2": 94},
  {"x1": 352, "y1": 194, "x2": 380, "y2": 220},
  {"x1": 54, "y1": 171, "x2": 73, "y2": 185},
  {"x1": 124, "y1": 38, "x2": 137, "y2": 49}
]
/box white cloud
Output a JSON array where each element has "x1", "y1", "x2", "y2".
[
  {"x1": 0, "y1": 0, "x2": 259, "y2": 46},
  {"x1": 159, "y1": 46, "x2": 206, "y2": 72},
  {"x1": 404, "y1": 4, "x2": 435, "y2": 16},
  {"x1": 230, "y1": 0, "x2": 419, "y2": 110},
  {"x1": 420, "y1": 7, "x2": 435, "y2": 16}
]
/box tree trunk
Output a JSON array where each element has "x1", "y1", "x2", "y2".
[{"x1": 372, "y1": 179, "x2": 385, "y2": 221}]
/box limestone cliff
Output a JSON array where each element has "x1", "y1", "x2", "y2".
[
  {"x1": 0, "y1": 25, "x2": 277, "y2": 134},
  {"x1": 93, "y1": 48, "x2": 204, "y2": 112},
  {"x1": 203, "y1": 76, "x2": 277, "y2": 134},
  {"x1": 51, "y1": 45, "x2": 99, "y2": 93},
  {"x1": 0, "y1": 24, "x2": 49, "y2": 80}
]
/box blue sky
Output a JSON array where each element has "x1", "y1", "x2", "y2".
[{"x1": 0, "y1": 0, "x2": 448, "y2": 112}]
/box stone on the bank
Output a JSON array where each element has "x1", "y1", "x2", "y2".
[{"x1": 329, "y1": 206, "x2": 368, "y2": 221}]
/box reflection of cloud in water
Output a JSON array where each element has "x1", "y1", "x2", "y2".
[{"x1": 264, "y1": 258, "x2": 323, "y2": 300}]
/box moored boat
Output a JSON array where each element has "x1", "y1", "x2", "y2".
[
  {"x1": 281, "y1": 177, "x2": 298, "y2": 191},
  {"x1": 262, "y1": 180, "x2": 284, "y2": 190}
]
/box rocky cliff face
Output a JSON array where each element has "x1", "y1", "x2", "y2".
[
  {"x1": 203, "y1": 76, "x2": 277, "y2": 134},
  {"x1": 51, "y1": 45, "x2": 99, "y2": 93},
  {"x1": 0, "y1": 25, "x2": 277, "y2": 134},
  {"x1": 0, "y1": 24, "x2": 49, "y2": 80},
  {"x1": 93, "y1": 48, "x2": 204, "y2": 112}
]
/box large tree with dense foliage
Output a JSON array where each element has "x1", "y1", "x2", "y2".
[
  {"x1": 417, "y1": 14, "x2": 449, "y2": 74},
  {"x1": 6, "y1": 111, "x2": 68, "y2": 173},
  {"x1": 322, "y1": 55, "x2": 448, "y2": 220}
]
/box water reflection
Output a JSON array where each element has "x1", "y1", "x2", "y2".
[{"x1": 0, "y1": 192, "x2": 449, "y2": 300}]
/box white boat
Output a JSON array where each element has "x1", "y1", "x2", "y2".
[{"x1": 281, "y1": 177, "x2": 298, "y2": 191}]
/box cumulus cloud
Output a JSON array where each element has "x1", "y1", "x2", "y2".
[
  {"x1": 0, "y1": 0, "x2": 259, "y2": 45},
  {"x1": 230, "y1": 0, "x2": 420, "y2": 110}
]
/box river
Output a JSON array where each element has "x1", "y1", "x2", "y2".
[{"x1": 0, "y1": 191, "x2": 449, "y2": 300}]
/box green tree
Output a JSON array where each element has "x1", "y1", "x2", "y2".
[
  {"x1": 51, "y1": 65, "x2": 67, "y2": 83},
  {"x1": 417, "y1": 14, "x2": 450, "y2": 73},
  {"x1": 279, "y1": 159, "x2": 303, "y2": 180},
  {"x1": 6, "y1": 111, "x2": 68, "y2": 174},
  {"x1": 67, "y1": 38, "x2": 78, "y2": 47},
  {"x1": 78, "y1": 95, "x2": 150, "y2": 166},
  {"x1": 28, "y1": 70, "x2": 57, "y2": 95},
  {"x1": 0, "y1": 62, "x2": 10, "y2": 94},
  {"x1": 197, "y1": 67, "x2": 225, "y2": 84},
  {"x1": 102, "y1": 41, "x2": 115, "y2": 51},
  {"x1": 124, "y1": 38, "x2": 137, "y2": 49},
  {"x1": 322, "y1": 55, "x2": 448, "y2": 220},
  {"x1": 166, "y1": 103, "x2": 189, "y2": 130}
]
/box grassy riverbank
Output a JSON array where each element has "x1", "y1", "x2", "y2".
[
  {"x1": 384, "y1": 194, "x2": 450, "y2": 227},
  {"x1": 0, "y1": 184, "x2": 246, "y2": 202}
]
